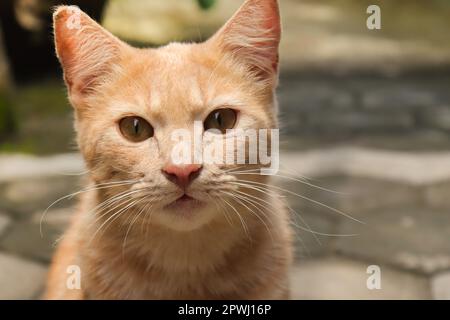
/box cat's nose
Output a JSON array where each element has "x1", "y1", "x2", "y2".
[{"x1": 162, "y1": 164, "x2": 203, "y2": 189}]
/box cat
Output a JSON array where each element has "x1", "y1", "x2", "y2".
[{"x1": 45, "y1": 0, "x2": 293, "y2": 300}]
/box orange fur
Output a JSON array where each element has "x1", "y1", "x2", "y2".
[{"x1": 46, "y1": 0, "x2": 293, "y2": 300}]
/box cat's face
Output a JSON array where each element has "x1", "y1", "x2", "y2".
[{"x1": 54, "y1": 0, "x2": 281, "y2": 231}]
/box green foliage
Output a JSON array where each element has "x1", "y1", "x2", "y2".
[
  {"x1": 0, "y1": 81, "x2": 73, "y2": 155},
  {"x1": 0, "y1": 93, "x2": 16, "y2": 139},
  {"x1": 197, "y1": 0, "x2": 216, "y2": 10}
]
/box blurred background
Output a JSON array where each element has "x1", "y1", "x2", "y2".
[{"x1": 1, "y1": 0, "x2": 450, "y2": 299}]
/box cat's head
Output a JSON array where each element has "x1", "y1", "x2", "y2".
[{"x1": 54, "y1": 0, "x2": 281, "y2": 231}]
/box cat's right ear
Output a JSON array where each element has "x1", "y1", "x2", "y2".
[{"x1": 53, "y1": 6, "x2": 127, "y2": 104}]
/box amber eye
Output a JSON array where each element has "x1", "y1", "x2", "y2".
[
  {"x1": 119, "y1": 116, "x2": 154, "y2": 142},
  {"x1": 204, "y1": 108, "x2": 237, "y2": 134}
]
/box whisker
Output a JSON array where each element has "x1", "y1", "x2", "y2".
[
  {"x1": 221, "y1": 197, "x2": 250, "y2": 240},
  {"x1": 283, "y1": 200, "x2": 359, "y2": 238},
  {"x1": 86, "y1": 189, "x2": 150, "y2": 232},
  {"x1": 57, "y1": 169, "x2": 91, "y2": 176},
  {"x1": 234, "y1": 188, "x2": 322, "y2": 246},
  {"x1": 145, "y1": 200, "x2": 160, "y2": 238},
  {"x1": 230, "y1": 171, "x2": 346, "y2": 195},
  {"x1": 231, "y1": 180, "x2": 364, "y2": 225},
  {"x1": 141, "y1": 202, "x2": 154, "y2": 236},
  {"x1": 40, "y1": 179, "x2": 140, "y2": 237},
  {"x1": 286, "y1": 204, "x2": 321, "y2": 246},
  {"x1": 232, "y1": 185, "x2": 357, "y2": 240},
  {"x1": 122, "y1": 197, "x2": 152, "y2": 254},
  {"x1": 208, "y1": 193, "x2": 233, "y2": 227},
  {"x1": 87, "y1": 187, "x2": 144, "y2": 217},
  {"x1": 224, "y1": 191, "x2": 275, "y2": 242},
  {"x1": 90, "y1": 196, "x2": 145, "y2": 244}
]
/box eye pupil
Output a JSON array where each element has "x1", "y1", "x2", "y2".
[
  {"x1": 133, "y1": 119, "x2": 140, "y2": 134},
  {"x1": 204, "y1": 108, "x2": 237, "y2": 134},
  {"x1": 119, "y1": 116, "x2": 154, "y2": 142},
  {"x1": 215, "y1": 112, "x2": 222, "y2": 127}
]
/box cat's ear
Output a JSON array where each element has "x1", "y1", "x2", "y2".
[
  {"x1": 209, "y1": 0, "x2": 281, "y2": 84},
  {"x1": 53, "y1": 6, "x2": 127, "y2": 102}
]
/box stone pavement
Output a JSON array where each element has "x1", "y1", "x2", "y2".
[
  {"x1": 278, "y1": 74, "x2": 450, "y2": 151},
  {"x1": 1, "y1": 147, "x2": 450, "y2": 299}
]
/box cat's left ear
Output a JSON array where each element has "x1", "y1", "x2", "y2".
[{"x1": 208, "y1": 0, "x2": 281, "y2": 85}]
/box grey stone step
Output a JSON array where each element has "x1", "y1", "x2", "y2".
[
  {"x1": 0, "y1": 252, "x2": 47, "y2": 299},
  {"x1": 0, "y1": 213, "x2": 11, "y2": 238},
  {"x1": 281, "y1": 175, "x2": 422, "y2": 218},
  {"x1": 0, "y1": 176, "x2": 80, "y2": 218},
  {"x1": 0, "y1": 208, "x2": 73, "y2": 263},
  {"x1": 0, "y1": 153, "x2": 84, "y2": 183},
  {"x1": 290, "y1": 257, "x2": 430, "y2": 300},
  {"x1": 335, "y1": 207, "x2": 450, "y2": 274},
  {"x1": 431, "y1": 272, "x2": 450, "y2": 300}
]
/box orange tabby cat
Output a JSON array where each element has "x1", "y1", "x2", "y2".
[{"x1": 46, "y1": 0, "x2": 293, "y2": 300}]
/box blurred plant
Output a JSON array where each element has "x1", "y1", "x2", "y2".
[
  {"x1": 0, "y1": 93, "x2": 16, "y2": 140},
  {"x1": 0, "y1": 18, "x2": 15, "y2": 142},
  {"x1": 197, "y1": 0, "x2": 216, "y2": 10}
]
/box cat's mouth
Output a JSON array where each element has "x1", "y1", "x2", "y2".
[
  {"x1": 164, "y1": 193, "x2": 205, "y2": 212},
  {"x1": 176, "y1": 194, "x2": 195, "y2": 202}
]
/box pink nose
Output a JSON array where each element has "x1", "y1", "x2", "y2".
[{"x1": 162, "y1": 164, "x2": 202, "y2": 189}]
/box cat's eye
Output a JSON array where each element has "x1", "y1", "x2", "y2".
[
  {"x1": 119, "y1": 116, "x2": 154, "y2": 142},
  {"x1": 204, "y1": 108, "x2": 237, "y2": 134}
]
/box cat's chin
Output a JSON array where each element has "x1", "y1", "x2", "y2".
[{"x1": 148, "y1": 195, "x2": 217, "y2": 232}]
